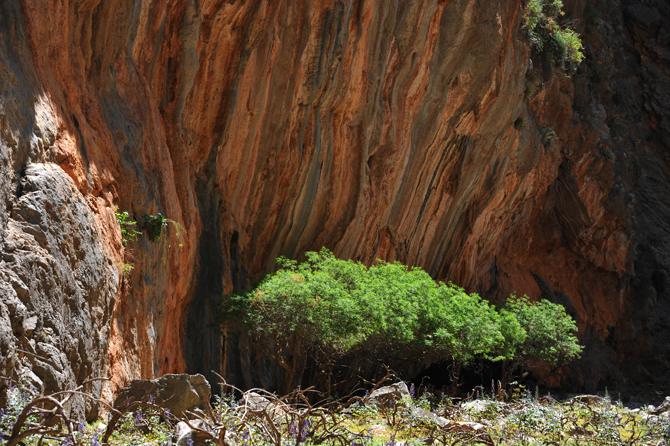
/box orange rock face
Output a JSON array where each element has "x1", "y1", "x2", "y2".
[{"x1": 1, "y1": 0, "x2": 669, "y2": 398}]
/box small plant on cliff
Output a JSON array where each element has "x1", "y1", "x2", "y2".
[
  {"x1": 142, "y1": 213, "x2": 185, "y2": 244},
  {"x1": 114, "y1": 208, "x2": 141, "y2": 247},
  {"x1": 514, "y1": 117, "x2": 526, "y2": 130},
  {"x1": 121, "y1": 263, "x2": 134, "y2": 276},
  {"x1": 141, "y1": 213, "x2": 186, "y2": 263},
  {"x1": 522, "y1": 0, "x2": 584, "y2": 75}
]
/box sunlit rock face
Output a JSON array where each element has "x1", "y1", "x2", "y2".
[{"x1": 0, "y1": 0, "x2": 669, "y2": 404}]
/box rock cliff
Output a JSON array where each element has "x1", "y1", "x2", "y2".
[{"x1": 0, "y1": 0, "x2": 669, "y2": 412}]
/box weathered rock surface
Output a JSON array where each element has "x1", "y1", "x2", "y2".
[
  {"x1": 114, "y1": 373, "x2": 211, "y2": 417},
  {"x1": 652, "y1": 396, "x2": 670, "y2": 415},
  {"x1": 0, "y1": 163, "x2": 118, "y2": 418},
  {"x1": 367, "y1": 382, "x2": 412, "y2": 407},
  {"x1": 242, "y1": 392, "x2": 271, "y2": 411},
  {"x1": 412, "y1": 407, "x2": 449, "y2": 428},
  {"x1": 175, "y1": 420, "x2": 216, "y2": 446},
  {"x1": 0, "y1": 0, "x2": 669, "y2": 407}
]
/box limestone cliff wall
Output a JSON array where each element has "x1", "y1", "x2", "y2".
[{"x1": 0, "y1": 0, "x2": 668, "y2": 407}]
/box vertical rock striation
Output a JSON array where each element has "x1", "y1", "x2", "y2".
[{"x1": 0, "y1": 0, "x2": 669, "y2": 408}]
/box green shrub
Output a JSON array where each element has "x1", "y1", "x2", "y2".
[
  {"x1": 504, "y1": 295, "x2": 582, "y2": 365},
  {"x1": 497, "y1": 295, "x2": 582, "y2": 386},
  {"x1": 114, "y1": 208, "x2": 141, "y2": 246},
  {"x1": 222, "y1": 249, "x2": 581, "y2": 394},
  {"x1": 522, "y1": 0, "x2": 584, "y2": 75}
]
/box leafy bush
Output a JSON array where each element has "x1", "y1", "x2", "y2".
[
  {"x1": 114, "y1": 208, "x2": 141, "y2": 246},
  {"x1": 522, "y1": 0, "x2": 584, "y2": 75},
  {"x1": 504, "y1": 296, "x2": 582, "y2": 366},
  {"x1": 222, "y1": 249, "x2": 581, "y2": 394}
]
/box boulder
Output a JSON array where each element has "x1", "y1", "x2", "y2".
[
  {"x1": 571, "y1": 395, "x2": 604, "y2": 405},
  {"x1": 114, "y1": 374, "x2": 211, "y2": 417},
  {"x1": 242, "y1": 392, "x2": 271, "y2": 410},
  {"x1": 176, "y1": 420, "x2": 216, "y2": 446},
  {"x1": 367, "y1": 382, "x2": 411, "y2": 407},
  {"x1": 453, "y1": 421, "x2": 487, "y2": 431},
  {"x1": 652, "y1": 396, "x2": 670, "y2": 415}
]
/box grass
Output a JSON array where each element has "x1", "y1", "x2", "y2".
[
  {"x1": 2, "y1": 379, "x2": 670, "y2": 446},
  {"x1": 117, "y1": 262, "x2": 134, "y2": 276}
]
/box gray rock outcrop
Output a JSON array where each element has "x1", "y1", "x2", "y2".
[
  {"x1": 0, "y1": 163, "x2": 119, "y2": 420},
  {"x1": 114, "y1": 373, "x2": 211, "y2": 417}
]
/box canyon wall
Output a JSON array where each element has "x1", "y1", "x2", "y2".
[{"x1": 0, "y1": 0, "x2": 669, "y2": 412}]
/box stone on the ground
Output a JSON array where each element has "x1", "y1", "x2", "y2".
[
  {"x1": 367, "y1": 382, "x2": 411, "y2": 407},
  {"x1": 175, "y1": 420, "x2": 216, "y2": 446},
  {"x1": 539, "y1": 395, "x2": 557, "y2": 405},
  {"x1": 114, "y1": 373, "x2": 211, "y2": 417},
  {"x1": 412, "y1": 407, "x2": 449, "y2": 427},
  {"x1": 450, "y1": 421, "x2": 493, "y2": 444},
  {"x1": 367, "y1": 424, "x2": 387, "y2": 435},
  {"x1": 571, "y1": 395, "x2": 603, "y2": 405},
  {"x1": 652, "y1": 396, "x2": 670, "y2": 414},
  {"x1": 242, "y1": 391, "x2": 271, "y2": 410},
  {"x1": 645, "y1": 412, "x2": 670, "y2": 425},
  {"x1": 462, "y1": 399, "x2": 496, "y2": 412}
]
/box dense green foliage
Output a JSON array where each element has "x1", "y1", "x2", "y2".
[
  {"x1": 222, "y1": 249, "x2": 582, "y2": 392},
  {"x1": 522, "y1": 0, "x2": 584, "y2": 75},
  {"x1": 504, "y1": 296, "x2": 582, "y2": 366}
]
